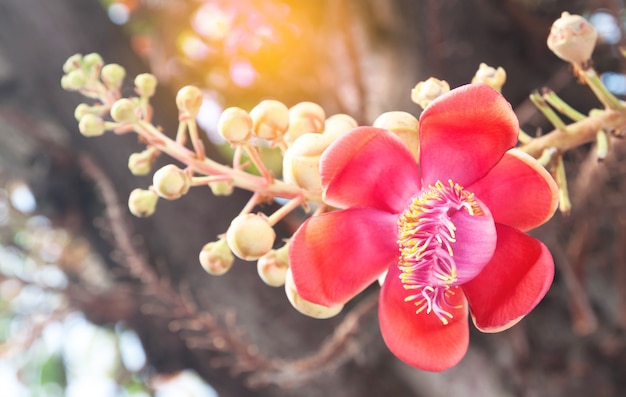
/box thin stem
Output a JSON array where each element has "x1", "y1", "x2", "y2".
[
  {"x1": 267, "y1": 196, "x2": 305, "y2": 226},
  {"x1": 553, "y1": 154, "x2": 571, "y2": 215},
  {"x1": 541, "y1": 88, "x2": 586, "y2": 121},
  {"x1": 530, "y1": 90, "x2": 567, "y2": 131},
  {"x1": 578, "y1": 67, "x2": 623, "y2": 111},
  {"x1": 187, "y1": 119, "x2": 205, "y2": 160},
  {"x1": 242, "y1": 143, "x2": 274, "y2": 183}
]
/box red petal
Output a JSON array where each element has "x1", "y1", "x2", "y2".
[
  {"x1": 379, "y1": 266, "x2": 469, "y2": 371},
  {"x1": 289, "y1": 207, "x2": 399, "y2": 307},
  {"x1": 468, "y1": 149, "x2": 559, "y2": 232},
  {"x1": 419, "y1": 84, "x2": 518, "y2": 187},
  {"x1": 462, "y1": 224, "x2": 554, "y2": 332},
  {"x1": 320, "y1": 127, "x2": 421, "y2": 213}
]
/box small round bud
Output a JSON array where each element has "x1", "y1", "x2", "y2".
[
  {"x1": 226, "y1": 213, "x2": 276, "y2": 261},
  {"x1": 249, "y1": 99, "x2": 289, "y2": 140},
  {"x1": 322, "y1": 114, "x2": 358, "y2": 142},
  {"x1": 411, "y1": 77, "x2": 450, "y2": 108},
  {"x1": 62, "y1": 53, "x2": 83, "y2": 73},
  {"x1": 78, "y1": 114, "x2": 106, "y2": 137},
  {"x1": 82, "y1": 53, "x2": 104, "y2": 71},
  {"x1": 285, "y1": 269, "x2": 343, "y2": 319},
  {"x1": 257, "y1": 243, "x2": 289, "y2": 287},
  {"x1": 471, "y1": 63, "x2": 507, "y2": 92},
  {"x1": 128, "y1": 148, "x2": 156, "y2": 176},
  {"x1": 218, "y1": 107, "x2": 253, "y2": 144},
  {"x1": 128, "y1": 188, "x2": 159, "y2": 217},
  {"x1": 134, "y1": 73, "x2": 158, "y2": 98},
  {"x1": 285, "y1": 101, "x2": 326, "y2": 143},
  {"x1": 61, "y1": 69, "x2": 88, "y2": 91},
  {"x1": 547, "y1": 12, "x2": 597, "y2": 66},
  {"x1": 199, "y1": 239, "x2": 235, "y2": 276},
  {"x1": 101, "y1": 63, "x2": 126, "y2": 88},
  {"x1": 282, "y1": 133, "x2": 331, "y2": 194},
  {"x1": 209, "y1": 180, "x2": 234, "y2": 196},
  {"x1": 373, "y1": 111, "x2": 419, "y2": 161},
  {"x1": 176, "y1": 85, "x2": 203, "y2": 119},
  {"x1": 152, "y1": 164, "x2": 191, "y2": 200},
  {"x1": 74, "y1": 103, "x2": 92, "y2": 121},
  {"x1": 110, "y1": 98, "x2": 137, "y2": 123}
]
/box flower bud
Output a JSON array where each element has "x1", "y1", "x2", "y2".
[
  {"x1": 373, "y1": 111, "x2": 419, "y2": 161},
  {"x1": 257, "y1": 243, "x2": 289, "y2": 287},
  {"x1": 285, "y1": 269, "x2": 343, "y2": 319},
  {"x1": 134, "y1": 73, "x2": 158, "y2": 98},
  {"x1": 61, "y1": 69, "x2": 88, "y2": 91},
  {"x1": 128, "y1": 148, "x2": 156, "y2": 176},
  {"x1": 128, "y1": 188, "x2": 159, "y2": 217},
  {"x1": 199, "y1": 239, "x2": 234, "y2": 276},
  {"x1": 282, "y1": 133, "x2": 331, "y2": 195},
  {"x1": 82, "y1": 53, "x2": 104, "y2": 71},
  {"x1": 74, "y1": 103, "x2": 92, "y2": 121},
  {"x1": 249, "y1": 99, "x2": 289, "y2": 140},
  {"x1": 218, "y1": 107, "x2": 253, "y2": 144},
  {"x1": 547, "y1": 12, "x2": 597, "y2": 66},
  {"x1": 322, "y1": 114, "x2": 358, "y2": 142},
  {"x1": 152, "y1": 164, "x2": 191, "y2": 200},
  {"x1": 176, "y1": 85, "x2": 203, "y2": 119},
  {"x1": 101, "y1": 63, "x2": 126, "y2": 88},
  {"x1": 62, "y1": 53, "x2": 83, "y2": 73},
  {"x1": 226, "y1": 213, "x2": 276, "y2": 260},
  {"x1": 285, "y1": 101, "x2": 326, "y2": 143},
  {"x1": 209, "y1": 180, "x2": 234, "y2": 196},
  {"x1": 110, "y1": 98, "x2": 137, "y2": 123},
  {"x1": 471, "y1": 63, "x2": 507, "y2": 92},
  {"x1": 78, "y1": 114, "x2": 106, "y2": 137},
  {"x1": 411, "y1": 77, "x2": 450, "y2": 108}
]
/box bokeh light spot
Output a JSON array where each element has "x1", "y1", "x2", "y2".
[{"x1": 230, "y1": 61, "x2": 256, "y2": 87}]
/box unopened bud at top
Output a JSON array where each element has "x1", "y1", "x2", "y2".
[
  {"x1": 63, "y1": 53, "x2": 83, "y2": 73},
  {"x1": 285, "y1": 269, "x2": 343, "y2": 319},
  {"x1": 411, "y1": 77, "x2": 450, "y2": 108},
  {"x1": 226, "y1": 213, "x2": 276, "y2": 261},
  {"x1": 322, "y1": 114, "x2": 358, "y2": 142},
  {"x1": 152, "y1": 164, "x2": 191, "y2": 200},
  {"x1": 285, "y1": 101, "x2": 325, "y2": 143},
  {"x1": 547, "y1": 12, "x2": 597, "y2": 66},
  {"x1": 471, "y1": 63, "x2": 507, "y2": 92},
  {"x1": 110, "y1": 98, "x2": 137, "y2": 123},
  {"x1": 128, "y1": 148, "x2": 157, "y2": 176},
  {"x1": 199, "y1": 239, "x2": 235, "y2": 276},
  {"x1": 282, "y1": 133, "x2": 331, "y2": 195},
  {"x1": 82, "y1": 53, "x2": 104, "y2": 72},
  {"x1": 257, "y1": 243, "x2": 290, "y2": 287},
  {"x1": 74, "y1": 103, "x2": 93, "y2": 121},
  {"x1": 78, "y1": 114, "x2": 106, "y2": 137},
  {"x1": 373, "y1": 111, "x2": 419, "y2": 161},
  {"x1": 176, "y1": 85, "x2": 203, "y2": 119},
  {"x1": 218, "y1": 107, "x2": 252, "y2": 144},
  {"x1": 128, "y1": 188, "x2": 159, "y2": 217},
  {"x1": 135, "y1": 73, "x2": 158, "y2": 98},
  {"x1": 61, "y1": 69, "x2": 88, "y2": 91},
  {"x1": 101, "y1": 63, "x2": 126, "y2": 89},
  {"x1": 249, "y1": 99, "x2": 289, "y2": 140}
]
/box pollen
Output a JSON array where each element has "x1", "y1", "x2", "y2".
[{"x1": 397, "y1": 180, "x2": 481, "y2": 324}]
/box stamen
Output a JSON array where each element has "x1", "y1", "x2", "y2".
[{"x1": 397, "y1": 180, "x2": 481, "y2": 324}]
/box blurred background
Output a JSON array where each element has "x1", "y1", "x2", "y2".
[{"x1": 1, "y1": 0, "x2": 626, "y2": 396}]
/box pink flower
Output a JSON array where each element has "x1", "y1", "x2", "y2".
[{"x1": 288, "y1": 84, "x2": 559, "y2": 371}]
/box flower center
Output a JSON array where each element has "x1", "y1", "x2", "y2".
[{"x1": 397, "y1": 180, "x2": 482, "y2": 324}]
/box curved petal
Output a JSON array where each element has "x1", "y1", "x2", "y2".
[
  {"x1": 462, "y1": 224, "x2": 554, "y2": 332},
  {"x1": 379, "y1": 265, "x2": 469, "y2": 371},
  {"x1": 449, "y1": 199, "x2": 497, "y2": 284},
  {"x1": 321, "y1": 127, "x2": 421, "y2": 213},
  {"x1": 468, "y1": 149, "x2": 559, "y2": 232},
  {"x1": 419, "y1": 84, "x2": 519, "y2": 187},
  {"x1": 289, "y1": 207, "x2": 399, "y2": 307}
]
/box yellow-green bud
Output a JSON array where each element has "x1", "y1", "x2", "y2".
[
  {"x1": 282, "y1": 133, "x2": 330, "y2": 195},
  {"x1": 101, "y1": 63, "x2": 126, "y2": 88},
  {"x1": 373, "y1": 111, "x2": 419, "y2": 161},
  {"x1": 176, "y1": 85, "x2": 203, "y2": 119},
  {"x1": 128, "y1": 188, "x2": 159, "y2": 217},
  {"x1": 285, "y1": 269, "x2": 343, "y2": 319},
  {"x1": 547, "y1": 12, "x2": 597, "y2": 66},
  {"x1": 82, "y1": 53, "x2": 104, "y2": 71},
  {"x1": 285, "y1": 101, "x2": 326, "y2": 143},
  {"x1": 257, "y1": 243, "x2": 289, "y2": 287},
  {"x1": 61, "y1": 69, "x2": 88, "y2": 91},
  {"x1": 152, "y1": 164, "x2": 191, "y2": 200},
  {"x1": 134, "y1": 73, "x2": 158, "y2": 98},
  {"x1": 78, "y1": 114, "x2": 106, "y2": 137},
  {"x1": 62, "y1": 53, "x2": 83, "y2": 73},
  {"x1": 128, "y1": 148, "x2": 156, "y2": 176},
  {"x1": 249, "y1": 99, "x2": 289, "y2": 140},
  {"x1": 209, "y1": 180, "x2": 234, "y2": 196},
  {"x1": 411, "y1": 77, "x2": 450, "y2": 109},
  {"x1": 322, "y1": 114, "x2": 358, "y2": 142},
  {"x1": 472, "y1": 63, "x2": 507, "y2": 92},
  {"x1": 226, "y1": 213, "x2": 276, "y2": 261},
  {"x1": 218, "y1": 107, "x2": 252, "y2": 144},
  {"x1": 110, "y1": 98, "x2": 137, "y2": 123},
  {"x1": 199, "y1": 239, "x2": 235, "y2": 276},
  {"x1": 74, "y1": 103, "x2": 92, "y2": 121}
]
